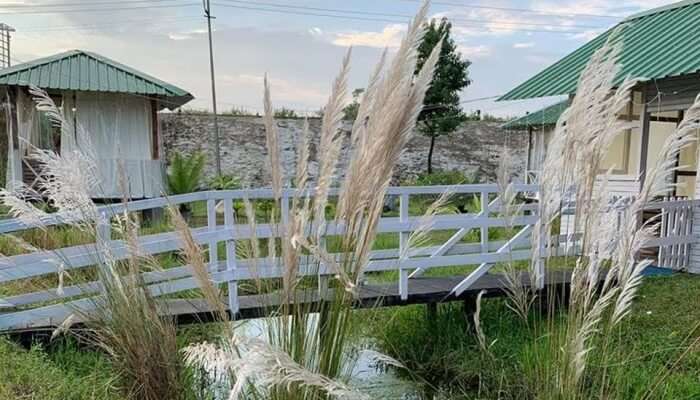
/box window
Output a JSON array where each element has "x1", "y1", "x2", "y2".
[
  {"x1": 599, "y1": 91, "x2": 642, "y2": 175},
  {"x1": 600, "y1": 131, "x2": 630, "y2": 174}
]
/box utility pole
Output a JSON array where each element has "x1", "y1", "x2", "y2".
[
  {"x1": 203, "y1": 0, "x2": 222, "y2": 176},
  {"x1": 0, "y1": 23, "x2": 15, "y2": 69}
]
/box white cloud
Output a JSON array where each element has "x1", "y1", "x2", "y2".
[
  {"x1": 567, "y1": 29, "x2": 605, "y2": 42},
  {"x1": 513, "y1": 42, "x2": 535, "y2": 48},
  {"x1": 457, "y1": 44, "x2": 492, "y2": 59},
  {"x1": 531, "y1": 0, "x2": 673, "y2": 18},
  {"x1": 167, "y1": 28, "x2": 207, "y2": 41},
  {"x1": 220, "y1": 73, "x2": 327, "y2": 107},
  {"x1": 308, "y1": 27, "x2": 323, "y2": 36},
  {"x1": 434, "y1": 9, "x2": 575, "y2": 38},
  {"x1": 525, "y1": 54, "x2": 556, "y2": 65},
  {"x1": 331, "y1": 24, "x2": 405, "y2": 48}
]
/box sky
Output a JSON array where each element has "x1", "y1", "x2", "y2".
[{"x1": 0, "y1": 0, "x2": 682, "y2": 118}]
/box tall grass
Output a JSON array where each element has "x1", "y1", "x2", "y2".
[
  {"x1": 492, "y1": 31, "x2": 700, "y2": 399},
  {"x1": 181, "y1": 1, "x2": 446, "y2": 399},
  {"x1": 0, "y1": 88, "x2": 185, "y2": 400}
]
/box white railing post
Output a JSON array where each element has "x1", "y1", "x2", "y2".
[
  {"x1": 659, "y1": 200, "x2": 667, "y2": 267},
  {"x1": 280, "y1": 191, "x2": 290, "y2": 226},
  {"x1": 96, "y1": 211, "x2": 111, "y2": 245},
  {"x1": 684, "y1": 204, "x2": 693, "y2": 269},
  {"x1": 207, "y1": 198, "x2": 219, "y2": 269},
  {"x1": 399, "y1": 193, "x2": 409, "y2": 300},
  {"x1": 480, "y1": 190, "x2": 489, "y2": 254},
  {"x1": 95, "y1": 211, "x2": 112, "y2": 293},
  {"x1": 535, "y1": 221, "x2": 546, "y2": 290},
  {"x1": 223, "y1": 197, "x2": 239, "y2": 316},
  {"x1": 318, "y1": 237, "x2": 329, "y2": 294},
  {"x1": 692, "y1": 196, "x2": 700, "y2": 273}
]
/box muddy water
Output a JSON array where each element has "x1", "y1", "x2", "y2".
[{"x1": 231, "y1": 315, "x2": 426, "y2": 399}]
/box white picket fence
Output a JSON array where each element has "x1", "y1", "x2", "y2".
[
  {"x1": 0, "y1": 185, "x2": 695, "y2": 332},
  {"x1": 0, "y1": 184, "x2": 542, "y2": 332},
  {"x1": 645, "y1": 197, "x2": 695, "y2": 270}
]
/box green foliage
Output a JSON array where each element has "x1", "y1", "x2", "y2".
[
  {"x1": 0, "y1": 338, "x2": 120, "y2": 399},
  {"x1": 370, "y1": 275, "x2": 700, "y2": 399},
  {"x1": 177, "y1": 107, "x2": 210, "y2": 115},
  {"x1": 274, "y1": 107, "x2": 299, "y2": 119},
  {"x1": 406, "y1": 170, "x2": 478, "y2": 212},
  {"x1": 464, "y1": 110, "x2": 507, "y2": 122},
  {"x1": 207, "y1": 174, "x2": 241, "y2": 190},
  {"x1": 409, "y1": 170, "x2": 473, "y2": 186},
  {"x1": 167, "y1": 152, "x2": 206, "y2": 195},
  {"x1": 227, "y1": 106, "x2": 255, "y2": 116},
  {"x1": 416, "y1": 18, "x2": 472, "y2": 173},
  {"x1": 343, "y1": 88, "x2": 365, "y2": 121}
]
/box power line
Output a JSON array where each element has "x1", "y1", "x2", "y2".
[
  {"x1": 217, "y1": 0, "x2": 610, "y2": 30},
  {"x1": 0, "y1": 2, "x2": 197, "y2": 15},
  {"x1": 0, "y1": 0, "x2": 185, "y2": 9},
  {"x1": 397, "y1": 0, "x2": 622, "y2": 20},
  {"x1": 14, "y1": 16, "x2": 201, "y2": 33},
  {"x1": 212, "y1": 2, "x2": 599, "y2": 35}
]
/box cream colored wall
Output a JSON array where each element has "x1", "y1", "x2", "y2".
[
  {"x1": 646, "y1": 120, "x2": 677, "y2": 178},
  {"x1": 600, "y1": 132, "x2": 630, "y2": 173},
  {"x1": 677, "y1": 140, "x2": 697, "y2": 198}
]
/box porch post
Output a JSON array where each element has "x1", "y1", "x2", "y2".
[
  {"x1": 638, "y1": 97, "x2": 650, "y2": 191},
  {"x1": 688, "y1": 159, "x2": 700, "y2": 274},
  {"x1": 526, "y1": 126, "x2": 532, "y2": 184}
]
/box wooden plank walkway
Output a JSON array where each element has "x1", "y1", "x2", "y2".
[{"x1": 2, "y1": 270, "x2": 576, "y2": 334}]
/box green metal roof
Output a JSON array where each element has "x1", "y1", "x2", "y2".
[
  {"x1": 499, "y1": 0, "x2": 700, "y2": 101},
  {"x1": 502, "y1": 99, "x2": 569, "y2": 129},
  {"x1": 0, "y1": 50, "x2": 193, "y2": 109}
]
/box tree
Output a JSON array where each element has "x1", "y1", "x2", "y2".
[
  {"x1": 274, "y1": 107, "x2": 299, "y2": 119},
  {"x1": 342, "y1": 88, "x2": 365, "y2": 121},
  {"x1": 416, "y1": 18, "x2": 471, "y2": 174}
]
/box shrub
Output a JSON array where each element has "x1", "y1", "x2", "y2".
[
  {"x1": 207, "y1": 174, "x2": 241, "y2": 190},
  {"x1": 407, "y1": 170, "x2": 478, "y2": 213},
  {"x1": 274, "y1": 107, "x2": 299, "y2": 119},
  {"x1": 409, "y1": 169, "x2": 474, "y2": 186},
  {"x1": 167, "y1": 152, "x2": 206, "y2": 195}
]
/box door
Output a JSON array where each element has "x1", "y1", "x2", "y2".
[
  {"x1": 645, "y1": 110, "x2": 695, "y2": 198},
  {"x1": 23, "y1": 93, "x2": 63, "y2": 187}
]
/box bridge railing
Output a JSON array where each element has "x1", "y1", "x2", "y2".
[{"x1": 0, "y1": 184, "x2": 541, "y2": 331}]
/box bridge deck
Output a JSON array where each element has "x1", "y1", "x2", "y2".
[
  {"x1": 1, "y1": 270, "x2": 576, "y2": 334},
  {"x1": 172, "y1": 270, "x2": 574, "y2": 322}
]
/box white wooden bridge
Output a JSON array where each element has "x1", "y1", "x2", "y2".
[{"x1": 0, "y1": 185, "x2": 694, "y2": 333}]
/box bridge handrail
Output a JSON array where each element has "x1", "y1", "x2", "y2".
[
  {"x1": 0, "y1": 184, "x2": 539, "y2": 234},
  {"x1": 0, "y1": 183, "x2": 546, "y2": 331}
]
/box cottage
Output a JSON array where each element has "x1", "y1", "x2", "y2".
[
  {"x1": 500, "y1": 0, "x2": 700, "y2": 272},
  {"x1": 501, "y1": 0, "x2": 700, "y2": 200},
  {"x1": 0, "y1": 50, "x2": 193, "y2": 199}
]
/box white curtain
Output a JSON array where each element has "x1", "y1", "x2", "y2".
[
  {"x1": 73, "y1": 92, "x2": 151, "y2": 160},
  {"x1": 5, "y1": 91, "x2": 161, "y2": 197},
  {"x1": 70, "y1": 92, "x2": 159, "y2": 198},
  {"x1": 5, "y1": 91, "x2": 38, "y2": 190}
]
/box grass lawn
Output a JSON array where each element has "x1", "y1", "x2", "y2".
[
  {"x1": 1, "y1": 273, "x2": 698, "y2": 399},
  {"x1": 0, "y1": 337, "x2": 119, "y2": 399},
  {"x1": 365, "y1": 273, "x2": 700, "y2": 399}
]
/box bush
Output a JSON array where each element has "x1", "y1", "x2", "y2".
[
  {"x1": 406, "y1": 170, "x2": 478, "y2": 213},
  {"x1": 410, "y1": 170, "x2": 474, "y2": 186},
  {"x1": 167, "y1": 152, "x2": 206, "y2": 195},
  {"x1": 274, "y1": 107, "x2": 299, "y2": 119},
  {"x1": 207, "y1": 174, "x2": 241, "y2": 190}
]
